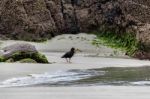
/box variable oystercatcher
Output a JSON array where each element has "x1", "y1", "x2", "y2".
[{"x1": 61, "y1": 48, "x2": 76, "y2": 63}]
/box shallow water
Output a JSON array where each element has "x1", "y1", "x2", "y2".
[
  {"x1": 1, "y1": 67, "x2": 150, "y2": 87},
  {"x1": 0, "y1": 69, "x2": 104, "y2": 87}
]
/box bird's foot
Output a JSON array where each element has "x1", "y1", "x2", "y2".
[{"x1": 69, "y1": 61, "x2": 72, "y2": 64}]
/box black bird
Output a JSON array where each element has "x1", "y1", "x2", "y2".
[{"x1": 61, "y1": 48, "x2": 75, "y2": 63}]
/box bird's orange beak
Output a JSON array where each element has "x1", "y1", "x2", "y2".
[{"x1": 75, "y1": 48, "x2": 82, "y2": 52}]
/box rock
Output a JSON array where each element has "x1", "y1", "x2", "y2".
[
  {"x1": 19, "y1": 58, "x2": 37, "y2": 63},
  {"x1": 0, "y1": 50, "x2": 4, "y2": 56},
  {"x1": 2, "y1": 43, "x2": 37, "y2": 58},
  {"x1": 5, "y1": 58, "x2": 14, "y2": 63},
  {"x1": 0, "y1": 56, "x2": 4, "y2": 62},
  {"x1": 30, "y1": 52, "x2": 49, "y2": 63},
  {"x1": 0, "y1": 0, "x2": 57, "y2": 41},
  {"x1": 133, "y1": 51, "x2": 150, "y2": 60},
  {"x1": 0, "y1": 0, "x2": 149, "y2": 58},
  {"x1": 0, "y1": 43, "x2": 49, "y2": 63},
  {"x1": 136, "y1": 24, "x2": 150, "y2": 47}
]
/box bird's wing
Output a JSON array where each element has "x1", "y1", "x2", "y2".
[{"x1": 61, "y1": 52, "x2": 70, "y2": 58}]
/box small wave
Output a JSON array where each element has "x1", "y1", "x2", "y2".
[
  {"x1": 130, "y1": 81, "x2": 150, "y2": 86},
  {"x1": 0, "y1": 69, "x2": 105, "y2": 88}
]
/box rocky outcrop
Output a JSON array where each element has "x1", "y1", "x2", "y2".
[
  {"x1": 0, "y1": 0, "x2": 149, "y2": 55},
  {"x1": 0, "y1": 43, "x2": 49, "y2": 63},
  {"x1": 0, "y1": 0, "x2": 57, "y2": 41}
]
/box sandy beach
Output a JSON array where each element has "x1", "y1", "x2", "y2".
[
  {"x1": 0, "y1": 33, "x2": 150, "y2": 99},
  {"x1": 1, "y1": 86, "x2": 150, "y2": 99}
]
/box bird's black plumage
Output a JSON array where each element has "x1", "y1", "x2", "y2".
[
  {"x1": 61, "y1": 48, "x2": 75, "y2": 59},
  {"x1": 61, "y1": 48, "x2": 76, "y2": 63}
]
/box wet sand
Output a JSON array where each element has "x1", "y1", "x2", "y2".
[{"x1": 1, "y1": 86, "x2": 150, "y2": 99}]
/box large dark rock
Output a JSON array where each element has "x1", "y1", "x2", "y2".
[{"x1": 0, "y1": 0, "x2": 150, "y2": 58}]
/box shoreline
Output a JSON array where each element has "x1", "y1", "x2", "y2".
[{"x1": 0, "y1": 55, "x2": 150, "y2": 81}]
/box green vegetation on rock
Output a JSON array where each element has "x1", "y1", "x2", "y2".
[
  {"x1": 31, "y1": 53, "x2": 49, "y2": 63},
  {"x1": 19, "y1": 58, "x2": 37, "y2": 63},
  {"x1": 2, "y1": 52, "x2": 49, "y2": 64},
  {"x1": 92, "y1": 32, "x2": 139, "y2": 56},
  {"x1": 0, "y1": 56, "x2": 4, "y2": 62},
  {"x1": 5, "y1": 58, "x2": 14, "y2": 63}
]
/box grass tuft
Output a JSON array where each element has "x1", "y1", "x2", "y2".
[{"x1": 92, "y1": 31, "x2": 139, "y2": 56}]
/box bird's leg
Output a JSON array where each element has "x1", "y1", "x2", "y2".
[
  {"x1": 66, "y1": 58, "x2": 69, "y2": 63},
  {"x1": 69, "y1": 58, "x2": 71, "y2": 63}
]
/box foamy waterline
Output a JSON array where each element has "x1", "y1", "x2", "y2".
[
  {"x1": 1, "y1": 69, "x2": 150, "y2": 88},
  {"x1": 0, "y1": 69, "x2": 104, "y2": 88}
]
